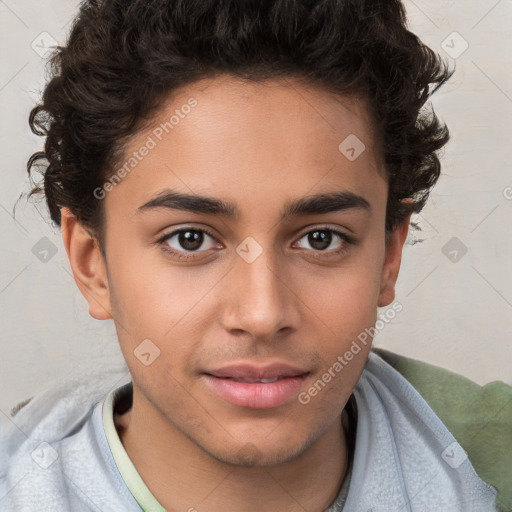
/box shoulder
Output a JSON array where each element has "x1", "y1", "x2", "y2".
[{"x1": 372, "y1": 347, "x2": 512, "y2": 512}]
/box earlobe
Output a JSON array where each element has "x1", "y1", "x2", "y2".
[
  {"x1": 377, "y1": 212, "x2": 412, "y2": 308},
  {"x1": 60, "y1": 207, "x2": 113, "y2": 320}
]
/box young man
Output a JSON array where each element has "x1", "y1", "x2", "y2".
[{"x1": 1, "y1": 0, "x2": 511, "y2": 511}]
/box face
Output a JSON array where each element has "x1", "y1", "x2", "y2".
[{"x1": 63, "y1": 74, "x2": 408, "y2": 467}]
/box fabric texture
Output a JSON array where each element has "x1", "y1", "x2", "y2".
[
  {"x1": 373, "y1": 347, "x2": 512, "y2": 512},
  {"x1": 0, "y1": 349, "x2": 507, "y2": 511}
]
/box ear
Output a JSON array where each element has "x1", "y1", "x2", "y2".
[
  {"x1": 377, "y1": 204, "x2": 413, "y2": 307},
  {"x1": 60, "y1": 207, "x2": 112, "y2": 320}
]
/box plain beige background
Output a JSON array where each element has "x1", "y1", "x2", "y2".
[{"x1": 0, "y1": 0, "x2": 511, "y2": 414}]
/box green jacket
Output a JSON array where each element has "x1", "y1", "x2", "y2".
[{"x1": 373, "y1": 347, "x2": 512, "y2": 512}]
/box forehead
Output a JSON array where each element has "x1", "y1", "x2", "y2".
[{"x1": 104, "y1": 74, "x2": 387, "y2": 219}]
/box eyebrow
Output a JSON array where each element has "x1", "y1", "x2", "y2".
[{"x1": 137, "y1": 188, "x2": 371, "y2": 220}]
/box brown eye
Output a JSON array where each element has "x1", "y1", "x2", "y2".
[
  {"x1": 174, "y1": 229, "x2": 205, "y2": 251},
  {"x1": 158, "y1": 227, "x2": 219, "y2": 259},
  {"x1": 305, "y1": 230, "x2": 334, "y2": 251},
  {"x1": 295, "y1": 228, "x2": 351, "y2": 253}
]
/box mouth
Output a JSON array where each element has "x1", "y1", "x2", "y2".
[
  {"x1": 202, "y1": 368, "x2": 310, "y2": 409},
  {"x1": 214, "y1": 376, "x2": 291, "y2": 383}
]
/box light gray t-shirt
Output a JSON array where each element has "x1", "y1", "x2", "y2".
[{"x1": 0, "y1": 351, "x2": 500, "y2": 511}]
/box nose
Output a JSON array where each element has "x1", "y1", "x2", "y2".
[{"x1": 220, "y1": 244, "x2": 299, "y2": 341}]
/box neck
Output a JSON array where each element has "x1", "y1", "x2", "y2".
[{"x1": 115, "y1": 386, "x2": 350, "y2": 512}]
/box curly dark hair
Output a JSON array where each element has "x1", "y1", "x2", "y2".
[{"x1": 24, "y1": 0, "x2": 454, "y2": 257}]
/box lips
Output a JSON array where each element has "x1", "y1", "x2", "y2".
[
  {"x1": 202, "y1": 362, "x2": 310, "y2": 409},
  {"x1": 205, "y1": 363, "x2": 309, "y2": 380},
  {"x1": 222, "y1": 376, "x2": 286, "y2": 383}
]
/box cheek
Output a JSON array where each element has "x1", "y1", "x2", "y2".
[
  {"x1": 297, "y1": 255, "x2": 382, "y2": 332},
  {"x1": 106, "y1": 249, "x2": 215, "y2": 371},
  {"x1": 106, "y1": 244, "x2": 187, "y2": 331}
]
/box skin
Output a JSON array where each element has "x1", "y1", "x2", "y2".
[{"x1": 61, "y1": 74, "x2": 411, "y2": 512}]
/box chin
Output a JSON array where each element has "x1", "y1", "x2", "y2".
[{"x1": 205, "y1": 437, "x2": 310, "y2": 468}]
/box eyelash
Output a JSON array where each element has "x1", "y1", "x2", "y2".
[{"x1": 156, "y1": 225, "x2": 356, "y2": 261}]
